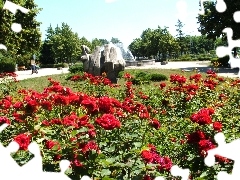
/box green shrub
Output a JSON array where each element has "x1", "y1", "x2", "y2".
[
  {"x1": 135, "y1": 71, "x2": 150, "y2": 79},
  {"x1": 117, "y1": 71, "x2": 125, "y2": 78},
  {"x1": 149, "y1": 73, "x2": 168, "y2": 82},
  {"x1": 180, "y1": 54, "x2": 192, "y2": 61},
  {"x1": 0, "y1": 54, "x2": 16, "y2": 73},
  {"x1": 62, "y1": 63, "x2": 69, "y2": 68},
  {"x1": 198, "y1": 54, "x2": 212, "y2": 61},
  {"x1": 131, "y1": 71, "x2": 151, "y2": 85},
  {"x1": 68, "y1": 63, "x2": 84, "y2": 74},
  {"x1": 211, "y1": 57, "x2": 218, "y2": 61}
]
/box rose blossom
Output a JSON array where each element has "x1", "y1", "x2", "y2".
[{"x1": 95, "y1": 114, "x2": 121, "y2": 130}]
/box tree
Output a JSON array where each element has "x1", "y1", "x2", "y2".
[
  {"x1": 140, "y1": 28, "x2": 155, "y2": 58},
  {"x1": 91, "y1": 38, "x2": 103, "y2": 50},
  {"x1": 39, "y1": 40, "x2": 55, "y2": 64},
  {"x1": 175, "y1": 19, "x2": 187, "y2": 56},
  {"x1": 0, "y1": 0, "x2": 42, "y2": 58},
  {"x1": 175, "y1": 19, "x2": 185, "y2": 38},
  {"x1": 99, "y1": 39, "x2": 109, "y2": 45},
  {"x1": 197, "y1": 0, "x2": 240, "y2": 55},
  {"x1": 129, "y1": 26, "x2": 180, "y2": 60},
  {"x1": 110, "y1": 37, "x2": 121, "y2": 44},
  {"x1": 41, "y1": 23, "x2": 83, "y2": 64},
  {"x1": 128, "y1": 38, "x2": 144, "y2": 59}
]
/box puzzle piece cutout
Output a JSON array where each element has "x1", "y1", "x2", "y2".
[
  {"x1": 0, "y1": 0, "x2": 30, "y2": 51},
  {"x1": 0, "y1": 122, "x2": 191, "y2": 180},
  {"x1": 0, "y1": 0, "x2": 239, "y2": 180},
  {"x1": 0, "y1": 123, "x2": 93, "y2": 180},
  {"x1": 153, "y1": 165, "x2": 190, "y2": 180},
  {"x1": 215, "y1": 27, "x2": 240, "y2": 77},
  {"x1": 199, "y1": 0, "x2": 240, "y2": 77},
  {"x1": 205, "y1": 132, "x2": 240, "y2": 179},
  {"x1": 233, "y1": 11, "x2": 240, "y2": 23},
  {"x1": 199, "y1": 0, "x2": 226, "y2": 15}
]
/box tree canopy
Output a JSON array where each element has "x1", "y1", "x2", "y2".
[
  {"x1": 0, "y1": 0, "x2": 42, "y2": 56},
  {"x1": 197, "y1": 0, "x2": 240, "y2": 40}
]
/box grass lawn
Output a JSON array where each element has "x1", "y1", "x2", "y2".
[{"x1": 17, "y1": 68, "x2": 219, "y2": 92}]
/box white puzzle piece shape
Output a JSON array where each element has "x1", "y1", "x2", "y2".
[
  {"x1": 205, "y1": 132, "x2": 240, "y2": 179},
  {"x1": 199, "y1": 0, "x2": 226, "y2": 15}
]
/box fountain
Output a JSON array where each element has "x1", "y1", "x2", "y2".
[
  {"x1": 80, "y1": 43, "x2": 125, "y2": 83},
  {"x1": 113, "y1": 42, "x2": 135, "y2": 60}
]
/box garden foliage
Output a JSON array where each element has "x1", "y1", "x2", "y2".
[
  {"x1": 0, "y1": 70, "x2": 238, "y2": 180},
  {"x1": 0, "y1": 53, "x2": 16, "y2": 73},
  {"x1": 68, "y1": 63, "x2": 84, "y2": 74}
]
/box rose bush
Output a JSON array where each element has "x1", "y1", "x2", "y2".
[{"x1": 0, "y1": 70, "x2": 239, "y2": 179}]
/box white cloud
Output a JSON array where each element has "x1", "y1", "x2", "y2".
[{"x1": 105, "y1": 0, "x2": 117, "y2": 3}]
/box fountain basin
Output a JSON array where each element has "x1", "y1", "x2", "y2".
[
  {"x1": 125, "y1": 59, "x2": 155, "y2": 67},
  {"x1": 125, "y1": 61, "x2": 138, "y2": 67},
  {"x1": 141, "y1": 60, "x2": 155, "y2": 65}
]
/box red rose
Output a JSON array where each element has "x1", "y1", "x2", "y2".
[
  {"x1": 81, "y1": 98, "x2": 98, "y2": 113},
  {"x1": 14, "y1": 133, "x2": 31, "y2": 150},
  {"x1": 95, "y1": 114, "x2": 121, "y2": 130},
  {"x1": 159, "y1": 82, "x2": 166, "y2": 89},
  {"x1": 54, "y1": 154, "x2": 61, "y2": 161},
  {"x1": 13, "y1": 102, "x2": 23, "y2": 109},
  {"x1": 190, "y1": 108, "x2": 214, "y2": 125},
  {"x1": 123, "y1": 73, "x2": 132, "y2": 79},
  {"x1": 141, "y1": 150, "x2": 154, "y2": 163},
  {"x1": 213, "y1": 122, "x2": 222, "y2": 132},
  {"x1": 149, "y1": 118, "x2": 161, "y2": 129},
  {"x1": 198, "y1": 139, "x2": 216, "y2": 157},
  {"x1": 99, "y1": 96, "x2": 113, "y2": 113},
  {"x1": 143, "y1": 175, "x2": 153, "y2": 180},
  {"x1": 45, "y1": 140, "x2": 61, "y2": 151},
  {"x1": 81, "y1": 141, "x2": 99, "y2": 154},
  {"x1": 71, "y1": 159, "x2": 83, "y2": 167},
  {"x1": 0, "y1": 116, "x2": 10, "y2": 125},
  {"x1": 159, "y1": 156, "x2": 173, "y2": 171},
  {"x1": 187, "y1": 130, "x2": 206, "y2": 144},
  {"x1": 41, "y1": 100, "x2": 52, "y2": 111}
]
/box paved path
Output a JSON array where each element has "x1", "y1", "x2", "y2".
[
  {"x1": 15, "y1": 68, "x2": 69, "y2": 81},
  {"x1": 13, "y1": 61, "x2": 240, "y2": 81},
  {"x1": 126, "y1": 61, "x2": 240, "y2": 79}
]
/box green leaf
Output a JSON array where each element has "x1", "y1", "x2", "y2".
[
  {"x1": 102, "y1": 176, "x2": 114, "y2": 180},
  {"x1": 78, "y1": 127, "x2": 88, "y2": 133},
  {"x1": 36, "y1": 138, "x2": 45, "y2": 144},
  {"x1": 52, "y1": 144, "x2": 59, "y2": 151},
  {"x1": 34, "y1": 125, "x2": 41, "y2": 131},
  {"x1": 133, "y1": 142, "x2": 142, "y2": 148},
  {"x1": 100, "y1": 169, "x2": 111, "y2": 176},
  {"x1": 200, "y1": 171, "x2": 208, "y2": 177},
  {"x1": 71, "y1": 130, "x2": 77, "y2": 136},
  {"x1": 104, "y1": 146, "x2": 115, "y2": 152},
  {"x1": 106, "y1": 158, "x2": 115, "y2": 164}
]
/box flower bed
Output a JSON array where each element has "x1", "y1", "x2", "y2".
[{"x1": 0, "y1": 70, "x2": 239, "y2": 179}]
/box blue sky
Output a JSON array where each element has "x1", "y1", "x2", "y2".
[{"x1": 34, "y1": 0, "x2": 202, "y2": 47}]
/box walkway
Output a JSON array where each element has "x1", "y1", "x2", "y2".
[
  {"x1": 15, "y1": 68, "x2": 69, "y2": 81},
  {"x1": 13, "y1": 61, "x2": 240, "y2": 81}
]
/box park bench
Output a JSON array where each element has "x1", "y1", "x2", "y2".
[{"x1": 18, "y1": 66, "x2": 27, "y2": 71}]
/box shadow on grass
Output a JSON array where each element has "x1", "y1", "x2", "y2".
[{"x1": 180, "y1": 66, "x2": 239, "y2": 75}]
